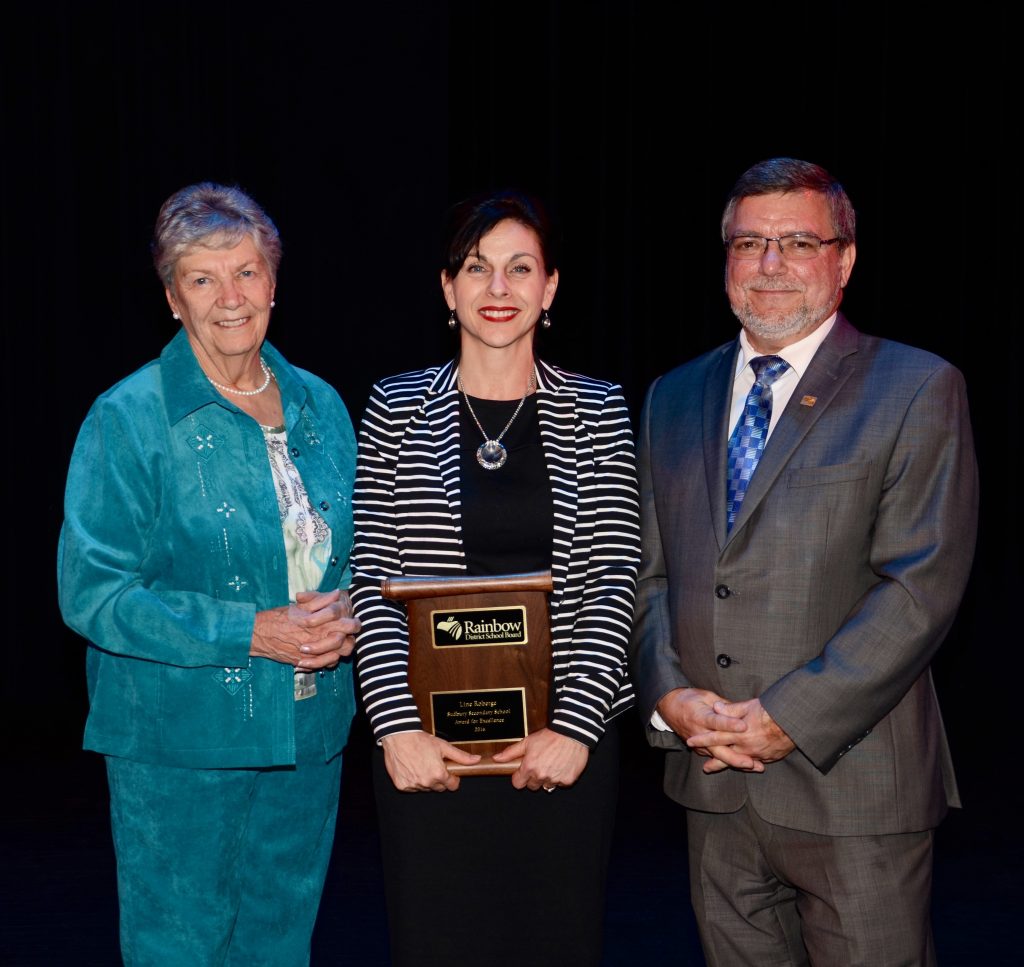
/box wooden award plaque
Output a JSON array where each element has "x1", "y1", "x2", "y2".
[{"x1": 380, "y1": 570, "x2": 553, "y2": 776}]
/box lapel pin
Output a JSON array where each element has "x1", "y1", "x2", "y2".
[{"x1": 800, "y1": 395, "x2": 818, "y2": 407}]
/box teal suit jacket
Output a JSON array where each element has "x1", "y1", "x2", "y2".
[
  {"x1": 629, "y1": 316, "x2": 978, "y2": 835},
  {"x1": 59, "y1": 330, "x2": 358, "y2": 768}
]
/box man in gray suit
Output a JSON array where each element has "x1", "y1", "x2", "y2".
[{"x1": 629, "y1": 158, "x2": 978, "y2": 966}]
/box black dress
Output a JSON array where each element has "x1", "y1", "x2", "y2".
[{"x1": 372, "y1": 393, "x2": 621, "y2": 967}]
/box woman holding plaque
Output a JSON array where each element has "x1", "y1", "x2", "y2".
[{"x1": 350, "y1": 189, "x2": 641, "y2": 965}]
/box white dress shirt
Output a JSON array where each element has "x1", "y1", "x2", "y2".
[{"x1": 728, "y1": 315, "x2": 837, "y2": 442}]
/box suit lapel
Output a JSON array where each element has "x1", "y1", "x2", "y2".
[
  {"x1": 420, "y1": 360, "x2": 464, "y2": 549},
  {"x1": 535, "y1": 360, "x2": 577, "y2": 601},
  {"x1": 703, "y1": 343, "x2": 740, "y2": 551},
  {"x1": 726, "y1": 317, "x2": 860, "y2": 543}
]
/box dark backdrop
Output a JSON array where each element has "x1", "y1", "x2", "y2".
[{"x1": 2, "y1": 2, "x2": 1016, "y2": 962}]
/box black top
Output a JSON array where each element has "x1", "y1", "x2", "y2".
[{"x1": 459, "y1": 394, "x2": 554, "y2": 575}]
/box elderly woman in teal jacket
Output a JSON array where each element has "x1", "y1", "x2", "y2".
[{"x1": 58, "y1": 183, "x2": 359, "y2": 966}]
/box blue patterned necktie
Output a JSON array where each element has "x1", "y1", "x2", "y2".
[{"x1": 726, "y1": 355, "x2": 791, "y2": 532}]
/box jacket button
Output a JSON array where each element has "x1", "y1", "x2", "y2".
[
  {"x1": 714, "y1": 584, "x2": 731, "y2": 599},
  {"x1": 716, "y1": 654, "x2": 732, "y2": 668},
  {"x1": 290, "y1": 446, "x2": 301, "y2": 458},
  {"x1": 319, "y1": 500, "x2": 330, "y2": 511},
  {"x1": 330, "y1": 556, "x2": 339, "y2": 567}
]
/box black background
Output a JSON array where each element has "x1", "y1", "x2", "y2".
[{"x1": 3, "y1": 3, "x2": 1017, "y2": 963}]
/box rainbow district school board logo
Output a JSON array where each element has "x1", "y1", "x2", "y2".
[{"x1": 431, "y1": 606, "x2": 528, "y2": 647}]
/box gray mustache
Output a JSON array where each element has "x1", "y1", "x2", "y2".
[{"x1": 745, "y1": 278, "x2": 805, "y2": 291}]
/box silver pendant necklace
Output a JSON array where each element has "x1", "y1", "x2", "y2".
[{"x1": 458, "y1": 367, "x2": 537, "y2": 470}]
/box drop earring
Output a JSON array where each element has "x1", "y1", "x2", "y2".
[
  {"x1": 448, "y1": 310, "x2": 458, "y2": 330},
  {"x1": 541, "y1": 310, "x2": 551, "y2": 329}
]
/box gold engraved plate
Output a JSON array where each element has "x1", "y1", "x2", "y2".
[
  {"x1": 430, "y1": 606, "x2": 529, "y2": 648},
  {"x1": 430, "y1": 687, "x2": 528, "y2": 744}
]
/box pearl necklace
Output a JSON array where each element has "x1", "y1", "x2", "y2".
[
  {"x1": 207, "y1": 356, "x2": 273, "y2": 396},
  {"x1": 458, "y1": 367, "x2": 537, "y2": 470}
]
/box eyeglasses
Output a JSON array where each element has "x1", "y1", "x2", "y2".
[{"x1": 725, "y1": 233, "x2": 845, "y2": 260}]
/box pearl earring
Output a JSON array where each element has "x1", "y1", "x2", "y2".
[
  {"x1": 448, "y1": 311, "x2": 458, "y2": 330},
  {"x1": 541, "y1": 311, "x2": 551, "y2": 329}
]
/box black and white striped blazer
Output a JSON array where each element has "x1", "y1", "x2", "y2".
[{"x1": 350, "y1": 359, "x2": 641, "y2": 747}]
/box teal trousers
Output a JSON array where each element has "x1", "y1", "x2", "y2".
[{"x1": 105, "y1": 695, "x2": 342, "y2": 966}]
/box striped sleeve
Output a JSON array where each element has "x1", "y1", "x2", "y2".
[
  {"x1": 350, "y1": 371, "x2": 437, "y2": 741},
  {"x1": 544, "y1": 372, "x2": 641, "y2": 746}
]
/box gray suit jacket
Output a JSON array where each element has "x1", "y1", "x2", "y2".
[{"x1": 629, "y1": 316, "x2": 978, "y2": 836}]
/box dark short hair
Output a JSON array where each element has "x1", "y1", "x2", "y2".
[
  {"x1": 721, "y1": 158, "x2": 856, "y2": 248},
  {"x1": 152, "y1": 182, "x2": 282, "y2": 290},
  {"x1": 441, "y1": 189, "x2": 559, "y2": 278}
]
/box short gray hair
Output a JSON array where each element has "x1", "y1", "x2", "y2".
[
  {"x1": 720, "y1": 158, "x2": 856, "y2": 248},
  {"x1": 152, "y1": 182, "x2": 282, "y2": 290}
]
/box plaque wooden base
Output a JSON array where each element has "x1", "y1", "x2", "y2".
[{"x1": 381, "y1": 571, "x2": 553, "y2": 775}]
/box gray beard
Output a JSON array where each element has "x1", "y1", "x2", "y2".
[
  {"x1": 733, "y1": 301, "x2": 819, "y2": 345},
  {"x1": 732, "y1": 278, "x2": 842, "y2": 347}
]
